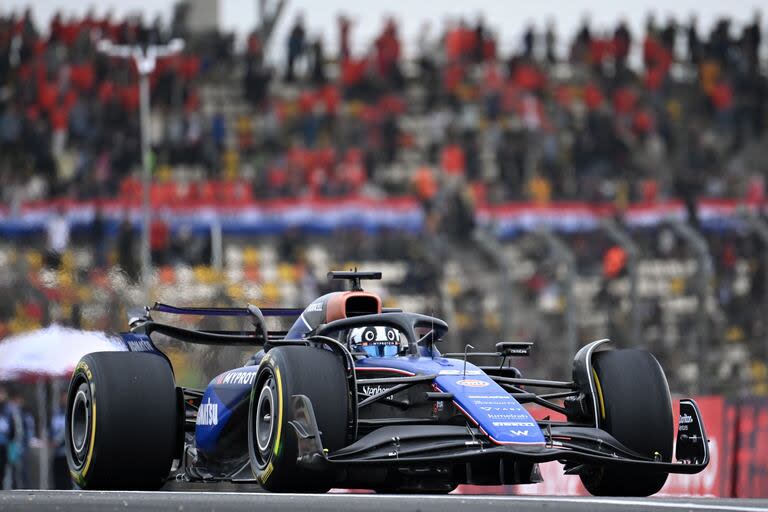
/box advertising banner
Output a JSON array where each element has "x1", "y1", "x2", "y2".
[{"x1": 733, "y1": 397, "x2": 768, "y2": 498}]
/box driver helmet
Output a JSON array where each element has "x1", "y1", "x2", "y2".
[{"x1": 347, "y1": 326, "x2": 405, "y2": 357}]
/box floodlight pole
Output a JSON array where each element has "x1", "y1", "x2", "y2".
[
  {"x1": 138, "y1": 69, "x2": 152, "y2": 303},
  {"x1": 98, "y1": 39, "x2": 184, "y2": 304}
]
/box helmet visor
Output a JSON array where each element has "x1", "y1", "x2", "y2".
[{"x1": 361, "y1": 344, "x2": 400, "y2": 358}]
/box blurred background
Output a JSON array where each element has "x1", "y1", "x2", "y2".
[{"x1": 0, "y1": 0, "x2": 766, "y2": 494}]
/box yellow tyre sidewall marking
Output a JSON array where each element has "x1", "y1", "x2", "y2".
[
  {"x1": 260, "y1": 462, "x2": 274, "y2": 483},
  {"x1": 70, "y1": 366, "x2": 97, "y2": 482},
  {"x1": 82, "y1": 396, "x2": 96, "y2": 477},
  {"x1": 257, "y1": 358, "x2": 283, "y2": 484},
  {"x1": 592, "y1": 368, "x2": 606, "y2": 421},
  {"x1": 273, "y1": 367, "x2": 283, "y2": 456},
  {"x1": 75, "y1": 361, "x2": 92, "y2": 380}
]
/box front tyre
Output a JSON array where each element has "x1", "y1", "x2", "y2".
[
  {"x1": 65, "y1": 352, "x2": 180, "y2": 490},
  {"x1": 248, "y1": 346, "x2": 349, "y2": 493},
  {"x1": 579, "y1": 349, "x2": 673, "y2": 497}
]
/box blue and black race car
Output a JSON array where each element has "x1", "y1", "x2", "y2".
[{"x1": 65, "y1": 271, "x2": 709, "y2": 496}]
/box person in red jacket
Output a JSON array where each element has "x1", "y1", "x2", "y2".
[{"x1": 150, "y1": 216, "x2": 170, "y2": 266}]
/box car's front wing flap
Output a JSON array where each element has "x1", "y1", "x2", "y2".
[{"x1": 287, "y1": 394, "x2": 709, "y2": 475}]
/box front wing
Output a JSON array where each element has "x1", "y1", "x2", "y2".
[{"x1": 289, "y1": 395, "x2": 709, "y2": 474}]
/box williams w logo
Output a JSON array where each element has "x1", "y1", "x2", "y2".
[{"x1": 508, "y1": 429, "x2": 529, "y2": 436}]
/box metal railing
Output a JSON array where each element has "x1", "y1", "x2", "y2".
[{"x1": 488, "y1": 214, "x2": 768, "y2": 396}]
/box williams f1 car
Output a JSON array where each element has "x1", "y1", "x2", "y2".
[{"x1": 65, "y1": 271, "x2": 708, "y2": 495}]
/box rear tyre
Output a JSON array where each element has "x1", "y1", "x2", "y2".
[
  {"x1": 248, "y1": 346, "x2": 349, "y2": 493},
  {"x1": 579, "y1": 349, "x2": 673, "y2": 497},
  {"x1": 66, "y1": 352, "x2": 179, "y2": 490}
]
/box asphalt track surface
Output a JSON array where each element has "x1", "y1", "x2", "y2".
[{"x1": 2, "y1": 488, "x2": 768, "y2": 512}]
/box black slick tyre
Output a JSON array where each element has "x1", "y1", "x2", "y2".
[
  {"x1": 65, "y1": 352, "x2": 179, "y2": 490},
  {"x1": 580, "y1": 349, "x2": 673, "y2": 497},
  {"x1": 248, "y1": 346, "x2": 349, "y2": 493}
]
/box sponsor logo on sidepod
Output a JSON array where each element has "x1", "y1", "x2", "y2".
[
  {"x1": 219, "y1": 371, "x2": 258, "y2": 385},
  {"x1": 361, "y1": 385, "x2": 394, "y2": 398},
  {"x1": 196, "y1": 398, "x2": 218, "y2": 426},
  {"x1": 456, "y1": 379, "x2": 490, "y2": 387},
  {"x1": 126, "y1": 339, "x2": 154, "y2": 352}
]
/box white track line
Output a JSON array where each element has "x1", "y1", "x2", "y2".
[{"x1": 22, "y1": 491, "x2": 768, "y2": 511}]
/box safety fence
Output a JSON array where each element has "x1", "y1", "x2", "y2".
[{"x1": 2, "y1": 195, "x2": 767, "y2": 395}]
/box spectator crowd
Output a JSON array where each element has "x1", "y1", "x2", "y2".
[
  {"x1": 0, "y1": 384, "x2": 39, "y2": 489},
  {"x1": 0, "y1": 7, "x2": 765, "y2": 212}
]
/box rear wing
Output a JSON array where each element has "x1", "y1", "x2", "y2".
[
  {"x1": 152, "y1": 303, "x2": 303, "y2": 318},
  {"x1": 125, "y1": 302, "x2": 303, "y2": 347}
]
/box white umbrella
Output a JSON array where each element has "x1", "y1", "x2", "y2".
[
  {"x1": 0, "y1": 324, "x2": 126, "y2": 489},
  {"x1": 0, "y1": 324, "x2": 126, "y2": 382}
]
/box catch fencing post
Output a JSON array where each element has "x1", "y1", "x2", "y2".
[
  {"x1": 744, "y1": 212, "x2": 768, "y2": 364},
  {"x1": 472, "y1": 228, "x2": 515, "y2": 344},
  {"x1": 211, "y1": 219, "x2": 223, "y2": 272},
  {"x1": 601, "y1": 218, "x2": 641, "y2": 346},
  {"x1": 35, "y1": 381, "x2": 48, "y2": 489},
  {"x1": 670, "y1": 220, "x2": 713, "y2": 394},
  {"x1": 539, "y1": 228, "x2": 577, "y2": 381}
]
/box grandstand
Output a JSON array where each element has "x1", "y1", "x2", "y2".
[{"x1": 0, "y1": 4, "x2": 767, "y2": 395}]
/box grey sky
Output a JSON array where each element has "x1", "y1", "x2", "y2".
[{"x1": 2, "y1": 0, "x2": 763, "y2": 63}]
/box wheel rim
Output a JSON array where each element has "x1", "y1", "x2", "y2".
[
  {"x1": 255, "y1": 379, "x2": 275, "y2": 453},
  {"x1": 70, "y1": 383, "x2": 91, "y2": 466}
]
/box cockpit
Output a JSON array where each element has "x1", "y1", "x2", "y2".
[{"x1": 283, "y1": 271, "x2": 447, "y2": 359}]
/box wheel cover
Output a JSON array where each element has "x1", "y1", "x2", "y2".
[
  {"x1": 69, "y1": 382, "x2": 91, "y2": 468},
  {"x1": 255, "y1": 380, "x2": 275, "y2": 453},
  {"x1": 251, "y1": 374, "x2": 278, "y2": 469}
]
